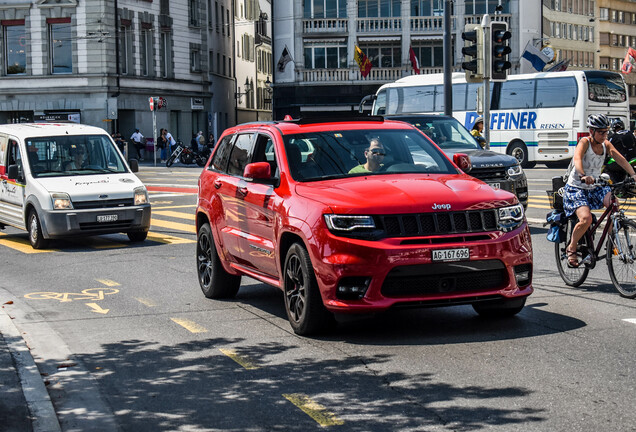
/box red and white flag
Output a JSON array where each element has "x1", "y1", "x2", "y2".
[
  {"x1": 621, "y1": 47, "x2": 636, "y2": 74},
  {"x1": 409, "y1": 46, "x2": 420, "y2": 75}
]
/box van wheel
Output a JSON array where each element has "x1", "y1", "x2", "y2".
[
  {"x1": 197, "y1": 223, "x2": 241, "y2": 298},
  {"x1": 28, "y1": 210, "x2": 49, "y2": 249},
  {"x1": 508, "y1": 142, "x2": 536, "y2": 169},
  {"x1": 283, "y1": 243, "x2": 335, "y2": 335},
  {"x1": 127, "y1": 231, "x2": 148, "y2": 242}
]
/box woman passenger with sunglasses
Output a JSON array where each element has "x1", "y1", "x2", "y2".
[
  {"x1": 349, "y1": 138, "x2": 386, "y2": 174},
  {"x1": 563, "y1": 114, "x2": 636, "y2": 267}
]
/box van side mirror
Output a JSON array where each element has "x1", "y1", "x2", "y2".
[
  {"x1": 7, "y1": 164, "x2": 20, "y2": 181},
  {"x1": 128, "y1": 158, "x2": 139, "y2": 172}
]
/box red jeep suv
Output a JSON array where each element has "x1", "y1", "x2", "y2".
[{"x1": 196, "y1": 117, "x2": 533, "y2": 335}]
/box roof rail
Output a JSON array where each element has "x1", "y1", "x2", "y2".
[{"x1": 280, "y1": 115, "x2": 385, "y2": 125}]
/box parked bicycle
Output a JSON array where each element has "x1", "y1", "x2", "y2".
[
  {"x1": 549, "y1": 174, "x2": 636, "y2": 298},
  {"x1": 166, "y1": 140, "x2": 206, "y2": 167}
]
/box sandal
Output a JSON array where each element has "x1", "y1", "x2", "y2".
[{"x1": 566, "y1": 249, "x2": 579, "y2": 268}]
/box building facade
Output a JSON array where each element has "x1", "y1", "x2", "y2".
[
  {"x1": 272, "y1": 0, "x2": 542, "y2": 119},
  {"x1": 0, "y1": 0, "x2": 272, "y2": 147}
]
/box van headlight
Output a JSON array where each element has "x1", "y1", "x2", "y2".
[
  {"x1": 507, "y1": 164, "x2": 523, "y2": 177},
  {"x1": 134, "y1": 186, "x2": 149, "y2": 205},
  {"x1": 51, "y1": 192, "x2": 73, "y2": 210},
  {"x1": 497, "y1": 203, "x2": 524, "y2": 232}
]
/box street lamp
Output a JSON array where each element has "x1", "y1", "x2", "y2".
[{"x1": 235, "y1": 77, "x2": 252, "y2": 103}]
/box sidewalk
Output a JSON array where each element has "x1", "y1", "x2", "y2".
[{"x1": 0, "y1": 306, "x2": 61, "y2": 432}]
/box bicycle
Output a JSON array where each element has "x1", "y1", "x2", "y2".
[
  {"x1": 166, "y1": 141, "x2": 206, "y2": 167},
  {"x1": 553, "y1": 174, "x2": 636, "y2": 298}
]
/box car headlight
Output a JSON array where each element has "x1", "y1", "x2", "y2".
[
  {"x1": 497, "y1": 203, "x2": 525, "y2": 232},
  {"x1": 507, "y1": 164, "x2": 523, "y2": 177},
  {"x1": 134, "y1": 186, "x2": 149, "y2": 205},
  {"x1": 324, "y1": 215, "x2": 375, "y2": 231},
  {"x1": 51, "y1": 192, "x2": 73, "y2": 210}
]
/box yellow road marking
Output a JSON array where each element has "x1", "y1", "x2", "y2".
[
  {"x1": 0, "y1": 233, "x2": 54, "y2": 253},
  {"x1": 170, "y1": 318, "x2": 207, "y2": 333},
  {"x1": 153, "y1": 210, "x2": 196, "y2": 221},
  {"x1": 283, "y1": 393, "x2": 344, "y2": 427},
  {"x1": 147, "y1": 232, "x2": 195, "y2": 244},
  {"x1": 219, "y1": 348, "x2": 259, "y2": 370},
  {"x1": 135, "y1": 297, "x2": 156, "y2": 307},
  {"x1": 86, "y1": 303, "x2": 109, "y2": 314},
  {"x1": 96, "y1": 279, "x2": 120, "y2": 287},
  {"x1": 150, "y1": 218, "x2": 196, "y2": 233}
]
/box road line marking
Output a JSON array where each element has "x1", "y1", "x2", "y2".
[
  {"x1": 135, "y1": 298, "x2": 156, "y2": 307},
  {"x1": 623, "y1": 318, "x2": 636, "y2": 325},
  {"x1": 150, "y1": 218, "x2": 196, "y2": 233},
  {"x1": 283, "y1": 393, "x2": 344, "y2": 427},
  {"x1": 153, "y1": 210, "x2": 196, "y2": 221},
  {"x1": 219, "y1": 348, "x2": 259, "y2": 370},
  {"x1": 152, "y1": 204, "x2": 197, "y2": 210},
  {"x1": 0, "y1": 234, "x2": 54, "y2": 253},
  {"x1": 86, "y1": 303, "x2": 109, "y2": 314},
  {"x1": 170, "y1": 318, "x2": 207, "y2": 333},
  {"x1": 96, "y1": 279, "x2": 120, "y2": 287},
  {"x1": 146, "y1": 232, "x2": 195, "y2": 244}
]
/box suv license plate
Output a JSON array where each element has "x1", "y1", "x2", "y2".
[
  {"x1": 97, "y1": 214, "x2": 118, "y2": 223},
  {"x1": 488, "y1": 182, "x2": 501, "y2": 189},
  {"x1": 432, "y1": 248, "x2": 470, "y2": 262}
]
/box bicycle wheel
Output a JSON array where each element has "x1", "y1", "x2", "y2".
[
  {"x1": 555, "y1": 218, "x2": 590, "y2": 287},
  {"x1": 606, "y1": 219, "x2": 636, "y2": 298}
]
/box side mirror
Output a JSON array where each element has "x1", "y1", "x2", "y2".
[
  {"x1": 7, "y1": 164, "x2": 20, "y2": 180},
  {"x1": 453, "y1": 153, "x2": 472, "y2": 173},
  {"x1": 128, "y1": 158, "x2": 139, "y2": 173},
  {"x1": 358, "y1": 94, "x2": 377, "y2": 114},
  {"x1": 244, "y1": 162, "x2": 271, "y2": 181}
]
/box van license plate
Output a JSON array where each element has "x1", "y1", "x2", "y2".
[
  {"x1": 488, "y1": 182, "x2": 501, "y2": 189},
  {"x1": 432, "y1": 248, "x2": 469, "y2": 262},
  {"x1": 97, "y1": 214, "x2": 118, "y2": 223}
]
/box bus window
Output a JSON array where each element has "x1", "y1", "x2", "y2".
[
  {"x1": 433, "y1": 85, "x2": 444, "y2": 112},
  {"x1": 586, "y1": 71, "x2": 627, "y2": 103},
  {"x1": 466, "y1": 83, "x2": 482, "y2": 111},
  {"x1": 374, "y1": 90, "x2": 387, "y2": 115},
  {"x1": 452, "y1": 83, "x2": 467, "y2": 111},
  {"x1": 535, "y1": 77, "x2": 578, "y2": 108},
  {"x1": 390, "y1": 85, "x2": 436, "y2": 114},
  {"x1": 499, "y1": 79, "x2": 535, "y2": 109}
]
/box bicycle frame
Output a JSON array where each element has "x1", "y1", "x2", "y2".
[{"x1": 581, "y1": 194, "x2": 622, "y2": 266}]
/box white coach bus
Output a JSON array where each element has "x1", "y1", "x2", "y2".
[{"x1": 370, "y1": 70, "x2": 630, "y2": 168}]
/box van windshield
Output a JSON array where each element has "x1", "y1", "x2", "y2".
[{"x1": 25, "y1": 134, "x2": 127, "y2": 177}]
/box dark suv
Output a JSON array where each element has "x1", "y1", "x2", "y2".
[
  {"x1": 196, "y1": 117, "x2": 533, "y2": 335},
  {"x1": 386, "y1": 115, "x2": 528, "y2": 208}
]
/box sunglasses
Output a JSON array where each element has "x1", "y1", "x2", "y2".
[
  {"x1": 369, "y1": 149, "x2": 385, "y2": 156},
  {"x1": 595, "y1": 129, "x2": 609, "y2": 135}
]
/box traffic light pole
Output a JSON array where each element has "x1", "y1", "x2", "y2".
[
  {"x1": 152, "y1": 109, "x2": 157, "y2": 167},
  {"x1": 443, "y1": 0, "x2": 453, "y2": 116},
  {"x1": 481, "y1": 15, "x2": 491, "y2": 150}
]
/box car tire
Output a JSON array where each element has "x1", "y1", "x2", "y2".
[
  {"x1": 283, "y1": 243, "x2": 335, "y2": 335},
  {"x1": 127, "y1": 231, "x2": 148, "y2": 242},
  {"x1": 197, "y1": 222, "x2": 241, "y2": 298},
  {"x1": 508, "y1": 142, "x2": 536, "y2": 169},
  {"x1": 28, "y1": 209, "x2": 49, "y2": 250},
  {"x1": 472, "y1": 297, "x2": 526, "y2": 318}
]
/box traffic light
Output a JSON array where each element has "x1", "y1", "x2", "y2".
[
  {"x1": 491, "y1": 22, "x2": 512, "y2": 81},
  {"x1": 461, "y1": 24, "x2": 484, "y2": 83}
]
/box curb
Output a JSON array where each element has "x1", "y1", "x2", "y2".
[{"x1": 0, "y1": 309, "x2": 61, "y2": 432}]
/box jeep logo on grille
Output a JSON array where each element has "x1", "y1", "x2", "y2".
[{"x1": 432, "y1": 203, "x2": 451, "y2": 210}]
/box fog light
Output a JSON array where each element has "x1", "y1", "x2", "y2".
[
  {"x1": 514, "y1": 264, "x2": 532, "y2": 287},
  {"x1": 337, "y1": 277, "x2": 371, "y2": 300}
]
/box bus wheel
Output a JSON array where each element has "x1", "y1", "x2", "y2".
[{"x1": 508, "y1": 142, "x2": 535, "y2": 169}]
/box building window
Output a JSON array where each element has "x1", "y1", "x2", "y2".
[
  {"x1": 215, "y1": 2, "x2": 219, "y2": 32},
  {"x1": 412, "y1": 43, "x2": 443, "y2": 68},
  {"x1": 303, "y1": 43, "x2": 347, "y2": 68},
  {"x1": 464, "y1": 0, "x2": 510, "y2": 14},
  {"x1": 189, "y1": 0, "x2": 200, "y2": 27},
  {"x1": 209, "y1": 49, "x2": 214, "y2": 73},
  {"x1": 49, "y1": 21, "x2": 72, "y2": 74},
  {"x1": 160, "y1": 31, "x2": 171, "y2": 78},
  {"x1": 141, "y1": 28, "x2": 153, "y2": 76},
  {"x1": 358, "y1": 0, "x2": 401, "y2": 17},
  {"x1": 226, "y1": 9, "x2": 230, "y2": 38},
  {"x1": 221, "y1": 5, "x2": 225, "y2": 35},
  {"x1": 119, "y1": 24, "x2": 132, "y2": 75},
  {"x1": 190, "y1": 45, "x2": 201, "y2": 72},
  {"x1": 160, "y1": 0, "x2": 170, "y2": 14},
  {"x1": 361, "y1": 44, "x2": 401, "y2": 67},
  {"x1": 304, "y1": 0, "x2": 347, "y2": 18},
  {"x1": 4, "y1": 22, "x2": 27, "y2": 75}
]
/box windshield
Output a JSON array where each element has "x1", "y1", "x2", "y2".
[
  {"x1": 25, "y1": 134, "x2": 127, "y2": 177},
  {"x1": 585, "y1": 71, "x2": 627, "y2": 103},
  {"x1": 283, "y1": 128, "x2": 456, "y2": 182},
  {"x1": 393, "y1": 117, "x2": 481, "y2": 150}
]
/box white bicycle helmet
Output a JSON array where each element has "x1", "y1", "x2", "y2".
[{"x1": 587, "y1": 114, "x2": 610, "y2": 129}]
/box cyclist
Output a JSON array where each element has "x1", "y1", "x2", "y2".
[
  {"x1": 563, "y1": 114, "x2": 636, "y2": 267},
  {"x1": 609, "y1": 118, "x2": 636, "y2": 162}
]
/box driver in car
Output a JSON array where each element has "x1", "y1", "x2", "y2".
[{"x1": 349, "y1": 138, "x2": 385, "y2": 174}]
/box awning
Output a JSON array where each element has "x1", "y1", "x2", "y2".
[
  {"x1": 411, "y1": 35, "x2": 444, "y2": 41},
  {"x1": 358, "y1": 35, "x2": 401, "y2": 42}
]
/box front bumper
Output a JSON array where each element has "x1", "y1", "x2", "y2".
[
  {"x1": 40, "y1": 205, "x2": 151, "y2": 239},
  {"x1": 311, "y1": 224, "x2": 533, "y2": 313}
]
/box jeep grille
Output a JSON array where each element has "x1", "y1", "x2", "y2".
[{"x1": 379, "y1": 209, "x2": 497, "y2": 237}]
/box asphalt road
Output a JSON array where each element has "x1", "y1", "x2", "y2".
[{"x1": 1, "y1": 164, "x2": 636, "y2": 431}]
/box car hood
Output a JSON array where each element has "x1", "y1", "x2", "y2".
[
  {"x1": 36, "y1": 174, "x2": 144, "y2": 201},
  {"x1": 294, "y1": 174, "x2": 517, "y2": 214},
  {"x1": 442, "y1": 148, "x2": 519, "y2": 169}
]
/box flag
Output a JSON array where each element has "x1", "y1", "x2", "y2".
[
  {"x1": 621, "y1": 47, "x2": 636, "y2": 74},
  {"x1": 409, "y1": 46, "x2": 420, "y2": 75},
  {"x1": 521, "y1": 42, "x2": 551, "y2": 72},
  {"x1": 545, "y1": 59, "x2": 570, "y2": 72},
  {"x1": 277, "y1": 45, "x2": 293, "y2": 72},
  {"x1": 354, "y1": 45, "x2": 373, "y2": 78}
]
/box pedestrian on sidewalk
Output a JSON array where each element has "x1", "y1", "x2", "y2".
[
  {"x1": 130, "y1": 128, "x2": 144, "y2": 160},
  {"x1": 158, "y1": 128, "x2": 168, "y2": 163}
]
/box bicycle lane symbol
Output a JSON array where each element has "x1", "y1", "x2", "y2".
[{"x1": 25, "y1": 282, "x2": 119, "y2": 314}]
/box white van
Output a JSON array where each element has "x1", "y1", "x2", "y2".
[{"x1": 0, "y1": 123, "x2": 151, "y2": 249}]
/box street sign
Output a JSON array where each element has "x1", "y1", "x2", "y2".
[{"x1": 149, "y1": 97, "x2": 155, "y2": 111}]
